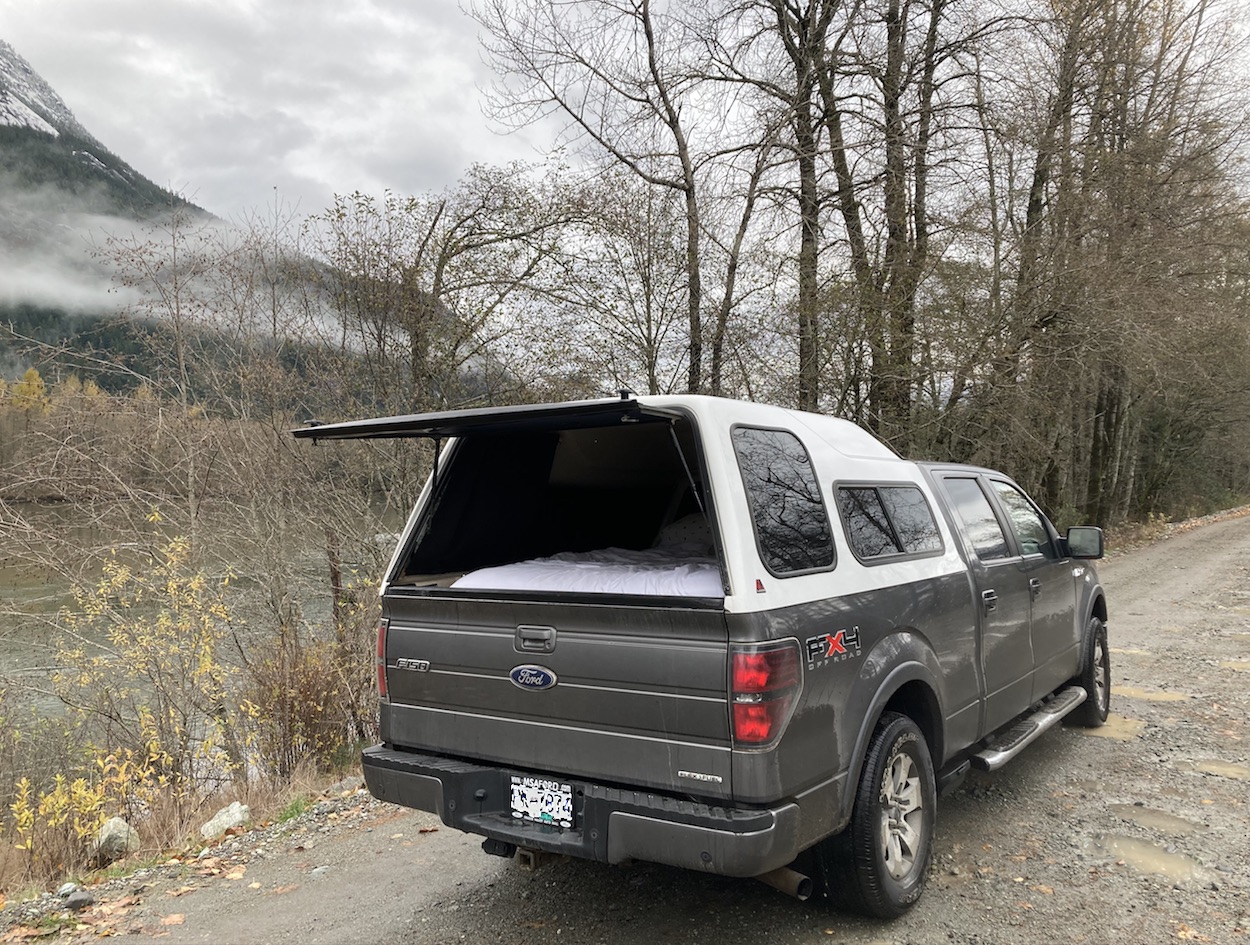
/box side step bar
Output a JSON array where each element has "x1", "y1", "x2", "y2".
[{"x1": 969, "y1": 686, "x2": 1087, "y2": 772}]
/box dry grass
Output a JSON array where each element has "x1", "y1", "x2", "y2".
[{"x1": 0, "y1": 757, "x2": 359, "y2": 899}]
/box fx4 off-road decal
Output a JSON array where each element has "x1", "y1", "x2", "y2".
[{"x1": 806, "y1": 627, "x2": 862, "y2": 669}]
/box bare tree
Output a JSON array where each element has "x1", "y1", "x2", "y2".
[
  {"x1": 474, "y1": 0, "x2": 719, "y2": 392},
  {"x1": 311, "y1": 164, "x2": 578, "y2": 413}
]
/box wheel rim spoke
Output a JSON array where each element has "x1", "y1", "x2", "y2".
[
  {"x1": 880, "y1": 752, "x2": 925, "y2": 880},
  {"x1": 896, "y1": 814, "x2": 921, "y2": 858},
  {"x1": 894, "y1": 775, "x2": 920, "y2": 813},
  {"x1": 1094, "y1": 641, "x2": 1108, "y2": 709}
]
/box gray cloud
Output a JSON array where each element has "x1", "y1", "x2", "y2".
[{"x1": 0, "y1": 0, "x2": 546, "y2": 219}]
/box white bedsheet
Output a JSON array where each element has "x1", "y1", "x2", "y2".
[{"x1": 451, "y1": 546, "x2": 723, "y2": 597}]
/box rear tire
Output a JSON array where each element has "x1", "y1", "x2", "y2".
[
  {"x1": 823, "y1": 712, "x2": 936, "y2": 918},
  {"x1": 1071, "y1": 616, "x2": 1110, "y2": 727}
]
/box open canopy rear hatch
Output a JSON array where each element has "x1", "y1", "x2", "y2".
[{"x1": 292, "y1": 395, "x2": 681, "y2": 442}]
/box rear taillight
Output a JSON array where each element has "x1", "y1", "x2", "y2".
[
  {"x1": 730, "y1": 641, "x2": 801, "y2": 748},
  {"x1": 376, "y1": 618, "x2": 389, "y2": 701}
]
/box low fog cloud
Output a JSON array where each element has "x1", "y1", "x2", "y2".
[
  {"x1": 0, "y1": 174, "x2": 167, "y2": 314},
  {"x1": 0, "y1": 249, "x2": 129, "y2": 314}
]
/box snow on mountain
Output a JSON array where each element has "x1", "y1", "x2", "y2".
[
  {"x1": 0, "y1": 93, "x2": 57, "y2": 136},
  {"x1": 0, "y1": 39, "x2": 98, "y2": 142},
  {"x1": 1, "y1": 37, "x2": 197, "y2": 215}
]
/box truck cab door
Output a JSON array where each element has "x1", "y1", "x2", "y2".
[
  {"x1": 939, "y1": 475, "x2": 1036, "y2": 737},
  {"x1": 985, "y1": 479, "x2": 1080, "y2": 702}
]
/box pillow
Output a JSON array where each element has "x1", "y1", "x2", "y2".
[{"x1": 654, "y1": 513, "x2": 714, "y2": 555}]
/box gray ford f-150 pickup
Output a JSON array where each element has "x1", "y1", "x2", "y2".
[{"x1": 295, "y1": 394, "x2": 1108, "y2": 917}]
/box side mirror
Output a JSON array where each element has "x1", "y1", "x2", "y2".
[{"x1": 1066, "y1": 525, "x2": 1104, "y2": 560}]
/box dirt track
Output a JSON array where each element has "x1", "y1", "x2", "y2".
[{"x1": 10, "y1": 512, "x2": 1250, "y2": 944}]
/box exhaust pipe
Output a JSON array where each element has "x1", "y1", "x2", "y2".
[{"x1": 755, "y1": 866, "x2": 813, "y2": 901}]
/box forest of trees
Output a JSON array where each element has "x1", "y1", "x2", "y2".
[
  {"x1": 461, "y1": 0, "x2": 1250, "y2": 526},
  {"x1": 1, "y1": 0, "x2": 1248, "y2": 888}
]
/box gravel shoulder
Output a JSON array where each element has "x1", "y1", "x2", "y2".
[{"x1": 5, "y1": 512, "x2": 1249, "y2": 944}]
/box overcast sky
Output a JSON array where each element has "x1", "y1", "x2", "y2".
[{"x1": 0, "y1": 0, "x2": 549, "y2": 220}]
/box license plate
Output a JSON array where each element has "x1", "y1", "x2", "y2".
[{"x1": 510, "y1": 775, "x2": 574, "y2": 828}]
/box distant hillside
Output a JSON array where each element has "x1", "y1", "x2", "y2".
[
  {"x1": 1, "y1": 38, "x2": 208, "y2": 381},
  {"x1": 0, "y1": 302, "x2": 153, "y2": 392},
  {"x1": 0, "y1": 38, "x2": 194, "y2": 217},
  {"x1": 0, "y1": 124, "x2": 190, "y2": 219}
]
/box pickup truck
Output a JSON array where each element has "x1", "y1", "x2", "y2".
[{"x1": 295, "y1": 393, "x2": 1108, "y2": 917}]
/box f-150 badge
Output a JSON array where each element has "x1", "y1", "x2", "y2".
[{"x1": 806, "y1": 627, "x2": 862, "y2": 668}]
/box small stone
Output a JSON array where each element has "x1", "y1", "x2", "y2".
[
  {"x1": 310, "y1": 865, "x2": 331, "y2": 878},
  {"x1": 65, "y1": 890, "x2": 94, "y2": 912},
  {"x1": 57, "y1": 882, "x2": 78, "y2": 898}
]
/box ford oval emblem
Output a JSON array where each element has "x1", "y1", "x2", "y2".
[{"x1": 510, "y1": 664, "x2": 557, "y2": 691}]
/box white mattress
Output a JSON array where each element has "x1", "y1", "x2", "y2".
[{"x1": 451, "y1": 546, "x2": 723, "y2": 597}]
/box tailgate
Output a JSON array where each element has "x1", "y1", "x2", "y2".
[{"x1": 381, "y1": 591, "x2": 732, "y2": 800}]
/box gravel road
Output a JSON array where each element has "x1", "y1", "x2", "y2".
[{"x1": 7, "y1": 512, "x2": 1249, "y2": 944}]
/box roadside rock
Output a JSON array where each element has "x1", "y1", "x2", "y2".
[
  {"x1": 0, "y1": 786, "x2": 377, "y2": 936},
  {"x1": 201, "y1": 801, "x2": 251, "y2": 840},
  {"x1": 90, "y1": 816, "x2": 140, "y2": 864},
  {"x1": 63, "y1": 890, "x2": 94, "y2": 912}
]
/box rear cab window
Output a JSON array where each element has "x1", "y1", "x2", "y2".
[{"x1": 390, "y1": 411, "x2": 725, "y2": 598}]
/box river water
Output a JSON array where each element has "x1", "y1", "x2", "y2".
[
  {"x1": 0, "y1": 499, "x2": 396, "y2": 703},
  {"x1": 0, "y1": 502, "x2": 93, "y2": 680}
]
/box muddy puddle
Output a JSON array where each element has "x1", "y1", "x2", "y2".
[
  {"x1": 1088, "y1": 834, "x2": 1208, "y2": 884},
  {"x1": 1107, "y1": 804, "x2": 1204, "y2": 835},
  {"x1": 1116, "y1": 686, "x2": 1191, "y2": 703},
  {"x1": 1079, "y1": 713, "x2": 1145, "y2": 740},
  {"x1": 1177, "y1": 759, "x2": 1250, "y2": 780}
]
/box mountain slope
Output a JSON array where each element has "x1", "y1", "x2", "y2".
[
  {"x1": 0, "y1": 37, "x2": 94, "y2": 139},
  {"x1": 0, "y1": 38, "x2": 193, "y2": 216}
]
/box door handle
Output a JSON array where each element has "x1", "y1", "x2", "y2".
[
  {"x1": 1029, "y1": 578, "x2": 1042, "y2": 599},
  {"x1": 981, "y1": 590, "x2": 998, "y2": 613},
  {"x1": 516, "y1": 624, "x2": 556, "y2": 653}
]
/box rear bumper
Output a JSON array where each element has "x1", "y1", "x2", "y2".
[{"x1": 362, "y1": 744, "x2": 803, "y2": 877}]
